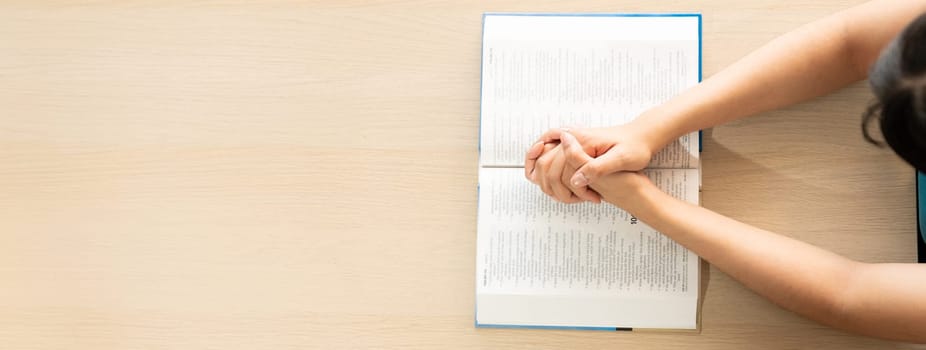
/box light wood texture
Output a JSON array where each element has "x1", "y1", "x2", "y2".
[{"x1": 0, "y1": 1, "x2": 921, "y2": 349}]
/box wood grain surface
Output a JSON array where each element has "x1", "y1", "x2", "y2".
[{"x1": 0, "y1": 1, "x2": 921, "y2": 349}]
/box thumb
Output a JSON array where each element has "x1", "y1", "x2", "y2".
[
  {"x1": 560, "y1": 131, "x2": 593, "y2": 173},
  {"x1": 561, "y1": 132, "x2": 602, "y2": 203},
  {"x1": 570, "y1": 146, "x2": 628, "y2": 187}
]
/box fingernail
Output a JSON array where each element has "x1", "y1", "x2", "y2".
[
  {"x1": 561, "y1": 132, "x2": 574, "y2": 145},
  {"x1": 527, "y1": 142, "x2": 542, "y2": 158},
  {"x1": 571, "y1": 172, "x2": 588, "y2": 187}
]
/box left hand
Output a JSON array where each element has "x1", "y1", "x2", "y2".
[{"x1": 525, "y1": 141, "x2": 588, "y2": 204}]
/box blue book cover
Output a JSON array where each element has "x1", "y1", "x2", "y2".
[{"x1": 917, "y1": 172, "x2": 925, "y2": 263}]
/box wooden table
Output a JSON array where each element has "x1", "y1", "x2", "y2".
[{"x1": 1, "y1": 1, "x2": 920, "y2": 348}]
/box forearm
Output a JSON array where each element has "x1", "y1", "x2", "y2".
[
  {"x1": 634, "y1": 0, "x2": 926, "y2": 150},
  {"x1": 621, "y1": 185, "x2": 859, "y2": 325},
  {"x1": 612, "y1": 184, "x2": 926, "y2": 342}
]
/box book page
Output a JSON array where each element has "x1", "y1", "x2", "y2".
[
  {"x1": 476, "y1": 168, "x2": 698, "y2": 296},
  {"x1": 475, "y1": 167, "x2": 699, "y2": 328},
  {"x1": 479, "y1": 16, "x2": 700, "y2": 168},
  {"x1": 476, "y1": 14, "x2": 702, "y2": 330}
]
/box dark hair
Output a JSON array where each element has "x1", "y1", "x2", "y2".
[{"x1": 864, "y1": 13, "x2": 926, "y2": 172}]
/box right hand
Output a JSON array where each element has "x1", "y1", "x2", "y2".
[
  {"x1": 557, "y1": 131, "x2": 656, "y2": 209},
  {"x1": 524, "y1": 123, "x2": 657, "y2": 202}
]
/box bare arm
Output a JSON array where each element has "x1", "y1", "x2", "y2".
[
  {"x1": 556, "y1": 132, "x2": 926, "y2": 343},
  {"x1": 626, "y1": 185, "x2": 926, "y2": 342},
  {"x1": 636, "y1": 0, "x2": 926, "y2": 150},
  {"x1": 527, "y1": 0, "x2": 926, "y2": 201}
]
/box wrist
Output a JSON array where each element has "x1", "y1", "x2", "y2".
[
  {"x1": 630, "y1": 106, "x2": 688, "y2": 151},
  {"x1": 590, "y1": 173, "x2": 661, "y2": 212},
  {"x1": 620, "y1": 179, "x2": 664, "y2": 219}
]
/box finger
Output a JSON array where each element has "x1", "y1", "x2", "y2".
[
  {"x1": 527, "y1": 127, "x2": 572, "y2": 181},
  {"x1": 560, "y1": 131, "x2": 593, "y2": 170},
  {"x1": 557, "y1": 164, "x2": 585, "y2": 204},
  {"x1": 561, "y1": 161, "x2": 600, "y2": 203},
  {"x1": 563, "y1": 165, "x2": 601, "y2": 203},
  {"x1": 530, "y1": 143, "x2": 557, "y2": 183},
  {"x1": 560, "y1": 133, "x2": 601, "y2": 203},
  {"x1": 534, "y1": 145, "x2": 558, "y2": 195},
  {"x1": 524, "y1": 141, "x2": 545, "y2": 180},
  {"x1": 571, "y1": 146, "x2": 630, "y2": 187},
  {"x1": 563, "y1": 193, "x2": 584, "y2": 204},
  {"x1": 537, "y1": 126, "x2": 576, "y2": 144},
  {"x1": 544, "y1": 147, "x2": 574, "y2": 202}
]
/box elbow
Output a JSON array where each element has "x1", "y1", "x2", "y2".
[
  {"x1": 821, "y1": 261, "x2": 924, "y2": 342},
  {"x1": 830, "y1": 262, "x2": 864, "y2": 322},
  {"x1": 823, "y1": 262, "x2": 926, "y2": 343},
  {"x1": 810, "y1": 260, "x2": 869, "y2": 331},
  {"x1": 834, "y1": 17, "x2": 872, "y2": 80}
]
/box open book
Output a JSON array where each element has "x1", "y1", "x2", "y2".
[{"x1": 476, "y1": 13, "x2": 703, "y2": 331}]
